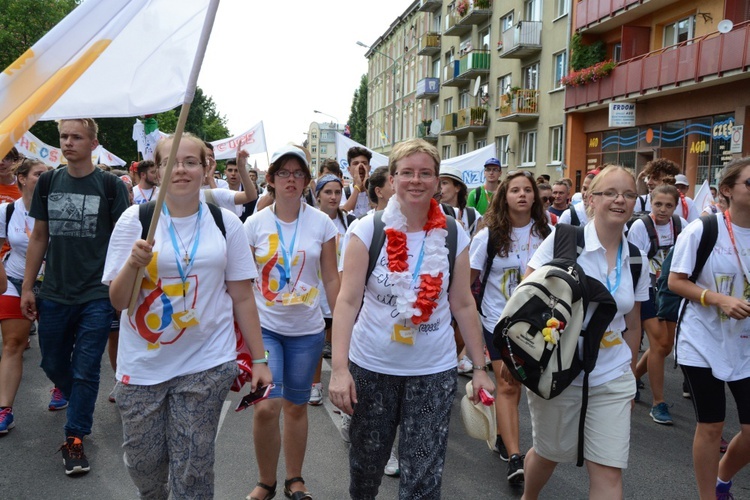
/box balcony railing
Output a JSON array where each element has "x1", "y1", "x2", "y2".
[
  {"x1": 457, "y1": 49, "x2": 490, "y2": 79},
  {"x1": 443, "y1": 60, "x2": 470, "y2": 87},
  {"x1": 441, "y1": 113, "x2": 457, "y2": 132},
  {"x1": 444, "y1": 11, "x2": 472, "y2": 37},
  {"x1": 416, "y1": 77, "x2": 441, "y2": 99},
  {"x1": 575, "y1": 0, "x2": 682, "y2": 32},
  {"x1": 497, "y1": 89, "x2": 540, "y2": 122},
  {"x1": 417, "y1": 123, "x2": 439, "y2": 141},
  {"x1": 565, "y1": 22, "x2": 750, "y2": 110},
  {"x1": 418, "y1": 33, "x2": 441, "y2": 56},
  {"x1": 499, "y1": 21, "x2": 542, "y2": 59},
  {"x1": 418, "y1": 0, "x2": 442, "y2": 13},
  {"x1": 444, "y1": 1, "x2": 494, "y2": 36},
  {"x1": 456, "y1": 106, "x2": 488, "y2": 129}
]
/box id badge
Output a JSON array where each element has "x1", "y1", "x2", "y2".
[
  {"x1": 172, "y1": 309, "x2": 200, "y2": 329},
  {"x1": 392, "y1": 324, "x2": 415, "y2": 346},
  {"x1": 282, "y1": 292, "x2": 304, "y2": 306}
]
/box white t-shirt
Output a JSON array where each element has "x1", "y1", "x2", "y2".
[
  {"x1": 442, "y1": 204, "x2": 481, "y2": 238},
  {"x1": 320, "y1": 214, "x2": 349, "y2": 318},
  {"x1": 102, "y1": 203, "x2": 256, "y2": 386},
  {"x1": 672, "y1": 214, "x2": 750, "y2": 381},
  {"x1": 0, "y1": 199, "x2": 33, "y2": 282},
  {"x1": 627, "y1": 216, "x2": 688, "y2": 278},
  {"x1": 528, "y1": 222, "x2": 650, "y2": 387},
  {"x1": 201, "y1": 188, "x2": 243, "y2": 216},
  {"x1": 340, "y1": 188, "x2": 370, "y2": 218},
  {"x1": 132, "y1": 185, "x2": 158, "y2": 205},
  {"x1": 202, "y1": 179, "x2": 229, "y2": 190},
  {"x1": 558, "y1": 203, "x2": 588, "y2": 226},
  {"x1": 347, "y1": 213, "x2": 471, "y2": 376},
  {"x1": 470, "y1": 223, "x2": 547, "y2": 332},
  {"x1": 641, "y1": 193, "x2": 699, "y2": 222},
  {"x1": 245, "y1": 204, "x2": 338, "y2": 336}
]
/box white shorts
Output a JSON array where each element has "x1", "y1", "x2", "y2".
[{"x1": 527, "y1": 371, "x2": 636, "y2": 469}]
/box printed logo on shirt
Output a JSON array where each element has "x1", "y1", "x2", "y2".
[
  {"x1": 47, "y1": 193, "x2": 100, "y2": 238},
  {"x1": 254, "y1": 233, "x2": 305, "y2": 304}
]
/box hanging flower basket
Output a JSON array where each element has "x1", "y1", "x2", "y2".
[{"x1": 560, "y1": 60, "x2": 616, "y2": 87}]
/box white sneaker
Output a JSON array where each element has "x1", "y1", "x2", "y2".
[
  {"x1": 457, "y1": 355, "x2": 473, "y2": 374},
  {"x1": 384, "y1": 448, "x2": 400, "y2": 477},
  {"x1": 340, "y1": 413, "x2": 351, "y2": 443},
  {"x1": 308, "y1": 383, "x2": 323, "y2": 406}
]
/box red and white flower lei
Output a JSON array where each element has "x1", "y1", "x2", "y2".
[{"x1": 382, "y1": 197, "x2": 448, "y2": 325}]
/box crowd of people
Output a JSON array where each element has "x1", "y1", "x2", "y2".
[{"x1": 0, "y1": 119, "x2": 748, "y2": 500}]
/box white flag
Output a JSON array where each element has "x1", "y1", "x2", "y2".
[
  {"x1": 211, "y1": 121, "x2": 267, "y2": 160},
  {"x1": 441, "y1": 144, "x2": 498, "y2": 188},
  {"x1": 692, "y1": 180, "x2": 712, "y2": 213},
  {"x1": 334, "y1": 133, "x2": 389, "y2": 178}
]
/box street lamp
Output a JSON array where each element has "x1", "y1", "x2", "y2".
[
  {"x1": 357, "y1": 40, "x2": 398, "y2": 150},
  {"x1": 313, "y1": 110, "x2": 340, "y2": 127}
]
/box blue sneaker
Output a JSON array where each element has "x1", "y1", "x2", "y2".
[
  {"x1": 650, "y1": 402, "x2": 674, "y2": 425},
  {"x1": 0, "y1": 408, "x2": 15, "y2": 434},
  {"x1": 49, "y1": 388, "x2": 68, "y2": 411},
  {"x1": 716, "y1": 480, "x2": 733, "y2": 499}
]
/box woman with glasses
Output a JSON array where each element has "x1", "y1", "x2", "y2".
[
  {"x1": 329, "y1": 138, "x2": 494, "y2": 499},
  {"x1": 104, "y1": 134, "x2": 271, "y2": 498},
  {"x1": 244, "y1": 145, "x2": 340, "y2": 500},
  {"x1": 0, "y1": 158, "x2": 43, "y2": 433},
  {"x1": 469, "y1": 170, "x2": 551, "y2": 484},
  {"x1": 522, "y1": 166, "x2": 649, "y2": 499},
  {"x1": 669, "y1": 157, "x2": 750, "y2": 500}
]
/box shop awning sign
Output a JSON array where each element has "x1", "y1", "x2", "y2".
[{"x1": 608, "y1": 102, "x2": 636, "y2": 128}]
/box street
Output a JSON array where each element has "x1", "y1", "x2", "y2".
[{"x1": 1, "y1": 334, "x2": 748, "y2": 499}]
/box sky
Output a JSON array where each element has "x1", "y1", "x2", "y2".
[{"x1": 198, "y1": 0, "x2": 411, "y2": 169}]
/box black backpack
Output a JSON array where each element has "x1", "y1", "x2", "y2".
[
  {"x1": 625, "y1": 195, "x2": 649, "y2": 235},
  {"x1": 138, "y1": 201, "x2": 226, "y2": 241},
  {"x1": 569, "y1": 205, "x2": 581, "y2": 227},
  {"x1": 640, "y1": 214, "x2": 682, "y2": 260}
]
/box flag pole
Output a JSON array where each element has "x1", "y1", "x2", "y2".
[{"x1": 127, "y1": 0, "x2": 220, "y2": 315}]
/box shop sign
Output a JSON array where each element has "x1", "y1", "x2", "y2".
[
  {"x1": 731, "y1": 125, "x2": 743, "y2": 154},
  {"x1": 608, "y1": 103, "x2": 636, "y2": 128}
]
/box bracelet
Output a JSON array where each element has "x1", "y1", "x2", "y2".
[
  {"x1": 700, "y1": 289, "x2": 709, "y2": 307},
  {"x1": 251, "y1": 358, "x2": 268, "y2": 364},
  {"x1": 353, "y1": 185, "x2": 361, "y2": 193},
  {"x1": 472, "y1": 365, "x2": 488, "y2": 372}
]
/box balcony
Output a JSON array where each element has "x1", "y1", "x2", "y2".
[
  {"x1": 497, "y1": 89, "x2": 540, "y2": 122},
  {"x1": 442, "y1": 60, "x2": 470, "y2": 87},
  {"x1": 418, "y1": 33, "x2": 441, "y2": 56},
  {"x1": 457, "y1": 49, "x2": 490, "y2": 79},
  {"x1": 416, "y1": 77, "x2": 441, "y2": 99},
  {"x1": 444, "y1": 0, "x2": 493, "y2": 37},
  {"x1": 564, "y1": 22, "x2": 750, "y2": 110},
  {"x1": 441, "y1": 112, "x2": 457, "y2": 133},
  {"x1": 443, "y1": 107, "x2": 488, "y2": 135},
  {"x1": 417, "y1": 123, "x2": 439, "y2": 142},
  {"x1": 499, "y1": 21, "x2": 542, "y2": 59},
  {"x1": 575, "y1": 0, "x2": 682, "y2": 34},
  {"x1": 418, "y1": 0, "x2": 442, "y2": 13}
]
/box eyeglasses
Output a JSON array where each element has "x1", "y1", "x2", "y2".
[
  {"x1": 484, "y1": 167, "x2": 502, "y2": 173},
  {"x1": 540, "y1": 196, "x2": 551, "y2": 203},
  {"x1": 591, "y1": 190, "x2": 639, "y2": 201},
  {"x1": 394, "y1": 170, "x2": 436, "y2": 180},
  {"x1": 275, "y1": 169, "x2": 306, "y2": 179},
  {"x1": 159, "y1": 159, "x2": 203, "y2": 169},
  {"x1": 734, "y1": 178, "x2": 750, "y2": 189}
]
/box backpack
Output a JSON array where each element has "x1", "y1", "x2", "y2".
[
  {"x1": 37, "y1": 167, "x2": 120, "y2": 228},
  {"x1": 640, "y1": 214, "x2": 682, "y2": 260},
  {"x1": 655, "y1": 215, "x2": 718, "y2": 325},
  {"x1": 475, "y1": 227, "x2": 498, "y2": 314},
  {"x1": 470, "y1": 186, "x2": 483, "y2": 207},
  {"x1": 367, "y1": 210, "x2": 458, "y2": 289},
  {"x1": 625, "y1": 195, "x2": 649, "y2": 235},
  {"x1": 493, "y1": 224, "x2": 641, "y2": 467},
  {"x1": 138, "y1": 200, "x2": 226, "y2": 241},
  {"x1": 569, "y1": 205, "x2": 580, "y2": 227}
]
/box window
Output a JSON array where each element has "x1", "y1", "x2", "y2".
[
  {"x1": 554, "y1": 0, "x2": 568, "y2": 18},
  {"x1": 311, "y1": 146, "x2": 317, "y2": 153},
  {"x1": 664, "y1": 16, "x2": 696, "y2": 47},
  {"x1": 496, "y1": 135, "x2": 510, "y2": 166},
  {"x1": 459, "y1": 91, "x2": 470, "y2": 109},
  {"x1": 550, "y1": 126, "x2": 563, "y2": 164},
  {"x1": 443, "y1": 145, "x2": 452, "y2": 159},
  {"x1": 432, "y1": 103, "x2": 440, "y2": 121},
  {"x1": 432, "y1": 58, "x2": 441, "y2": 78},
  {"x1": 553, "y1": 51, "x2": 566, "y2": 89},
  {"x1": 496, "y1": 74, "x2": 512, "y2": 107},
  {"x1": 479, "y1": 28, "x2": 491, "y2": 51},
  {"x1": 434, "y1": 14, "x2": 442, "y2": 33},
  {"x1": 523, "y1": 63, "x2": 539, "y2": 90},
  {"x1": 613, "y1": 42, "x2": 622, "y2": 62},
  {"x1": 524, "y1": 0, "x2": 541, "y2": 21},
  {"x1": 320, "y1": 145, "x2": 327, "y2": 155},
  {"x1": 321, "y1": 132, "x2": 329, "y2": 141},
  {"x1": 521, "y1": 130, "x2": 537, "y2": 165},
  {"x1": 458, "y1": 143, "x2": 468, "y2": 156},
  {"x1": 476, "y1": 139, "x2": 487, "y2": 149},
  {"x1": 312, "y1": 133, "x2": 317, "y2": 140},
  {"x1": 501, "y1": 12, "x2": 514, "y2": 32},
  {"x1": 444, "y1": 97, "x2": 453, "y2": 114}
]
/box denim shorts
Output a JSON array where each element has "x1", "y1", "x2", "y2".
[{"x1": 261, "y1": 327, "x2": 324, "y2": 405}]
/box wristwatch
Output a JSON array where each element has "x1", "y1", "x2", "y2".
[{"x1": 472, "y1": 364, "x2": 488, "y2": 372}]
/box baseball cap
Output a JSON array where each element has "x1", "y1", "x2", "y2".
[
  {"x1": 484, "y1": 157, "x2": 502, "y2": 168},
  {"x1": 270, "y1": 145, "x2": 308, "y2": 168},
  {"x1": 674, "y1": 174, "x2": 689, "y2": 186},
  {"x1": 439, "y1": 165, "x2": 466, "y2": 188}
]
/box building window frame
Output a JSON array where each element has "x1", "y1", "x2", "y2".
[
  {"x1": 521, "y1": 130, "x2": 537, "y2": 166},
  {"x1": 549, "y1": 126, "x2": 563, "y2": 164}
]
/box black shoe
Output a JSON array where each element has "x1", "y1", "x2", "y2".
[
  {"x1": 322, "y1": 341, "x2": 332, "y2": 359},
  {"x1": 59, "y1": 437, "x2": 90, "y2": 475},
  {"x1": 493, "y1": 435, "x2": 509, "y2": 461},
  {"x1": 507, "y1": 454, "x2": 525, "y2": 484}
]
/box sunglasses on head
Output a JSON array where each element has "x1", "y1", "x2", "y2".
[{"x1": 505, "y1": 170, "x2": 534, "y2": 178}]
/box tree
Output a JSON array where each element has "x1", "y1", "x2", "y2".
[{"x1": 347, "y1": 74, "x2": 368, "y2": 145}]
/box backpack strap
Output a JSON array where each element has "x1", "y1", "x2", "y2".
[
  {"x1": 344, "y1": 186, "x2": 351, "y2": 199},
  {"x1": 638, "y1": 195, "x2": 647, "y2": 212},
  {"x1": 138, "y1": 201, "x2": 226, "y2": 241},
  {"x1": 441, "y1": 203, "x2": 455, "y2": 217},
  {"x1": 641, "y1": 214, "x2": 659, "y2": 260},
  {"x1": 627, "y1": 241, "x2": 644, "y2": 292},
  {"x1": 466, "y1": 207, "x2": 477, "y2": 234},
  {"x1": 5, "y1": 201, "x2": 15, "y2": 231},
  {"x1": 552, "y1": 223, "x2": 582, "y2": 261},
  {"x1": 672, "y1": 214, "x2": 682, "y2": 241},
  {"x1": 476, "y1": 227, "x2": 497, "y2": 314},
  {"x1": 103, "y1": 171, "x2": 118, "y2": 204},
  {"x1": 471, "y1": 186, "x2": 482, "y2": 207},
  {"x1": 37, "y1": 168, "x2": 56, "y2": 207},
  {"x1": 569, "y1": 205, "x2": 580, "y2": 227}
]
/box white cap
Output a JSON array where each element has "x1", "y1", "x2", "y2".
[
  {"x1": 270, "y1": 145, "x2": 308, "y2": 168},
  {"x1": 674, "y1": 174, "x2": 689, "y2": 186},
  {"x1": 439, "y1": 165, "x2": 466, "y2": 188}
]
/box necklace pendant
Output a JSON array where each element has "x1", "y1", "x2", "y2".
[{"x1": 183, "y1": 253, "x2": 190, "y2": 266}]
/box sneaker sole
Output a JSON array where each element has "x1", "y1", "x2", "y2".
[
  {"x1": 308, "y1": 400, "x2": 323, "y2": 406},
  {"x1": 64, "y1": 464, "x2": 90, "y2": 475},
  {"x1": 384, "y1": 470, "x2": 400, "y2": 477},
  {"x1": 0, "y1": 422, "x2": 15, "y2": 434},
  {"x1": 507, "y1": 470, "x2": 524, "y2": 484},
  {"x1": 650, "y1": 414, "x2": 674, "y2": 425},
  {"x1": 493, "y1": 449, "x2": 509, "y2": 462},
  {"x1": 49, "y1": 404, "x2": 69, "y2": 411}
]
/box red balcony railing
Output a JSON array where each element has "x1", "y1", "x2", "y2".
[
  {"x1": 575, "y1": 0, "x2": 644, "y2": 31},
  {"x1": 565, "y1": 21, "x2": 750, "y2": 110}
]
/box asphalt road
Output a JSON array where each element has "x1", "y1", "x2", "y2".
[{"x1": 1, "y1": 334, "x2": 748, "y2": 499}]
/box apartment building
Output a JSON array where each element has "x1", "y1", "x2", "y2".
[
  {"x1": 306, "y1": 121, "x2": 346, "y2": 176},
  {"x1": 565, "y1": 0, "x2": 750, "y2": 194},
  {"x1": 362, "y1": 0, "x2": 571, "y2": 181}
]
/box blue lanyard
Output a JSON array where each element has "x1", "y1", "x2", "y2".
[
  {"x1": 606, "y1": 242, "x2": 623, "y2": 295},
  {"x1": 410, "y1": 238, "x2": 427, "y2": 288},
  {"x1": 274, "y1": 204, "x2": 302, "y2": 289},
  {"x1": 164, "y1": 203, "x2": 202, "y2": 296}
]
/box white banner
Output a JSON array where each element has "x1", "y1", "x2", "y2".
[
  {"x1": 334, "y1": 133, "x2": 388, "y2": 178},
  {"x1": 442, "y1": 144, "x2": 498, "y2": 188},
  {"x1": 211, "y1": 121, "x2": 267, "y2": 160},
  {"x1": 93, "y1": 145, "x2": 126, "y2": 167},
  {"x1": 14, "y1": 131, "x2": 125, "y2": 167}
]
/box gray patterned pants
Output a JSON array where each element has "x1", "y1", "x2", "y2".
[
  {"x1": 348, "y1": 362, "x2": 457, "y2": 500},
  {"x1": 115, "y1": 361, "x2": 238, "y2": 499}
]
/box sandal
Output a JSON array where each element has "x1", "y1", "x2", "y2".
[
  {"x1": 283, "y1": 477, "x2": 312, "y2": 500},
  {"x1": 247, "y1": 481, "x2": 277, "y2": 500}
]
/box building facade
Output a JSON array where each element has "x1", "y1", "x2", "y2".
[{"x1": 306, "y1": 121, "x2": 346, "y2": 176}]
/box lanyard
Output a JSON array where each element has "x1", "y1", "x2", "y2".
[
  {"x1": 273, "y1": 203, "x2": 303, "y2": 290},
  {"x1": 606, "y1": 242, "x2": 623, "y2": 295},
  {"x1": 723, "y1": 211, "x2": 750, "y2": 286},
  {"x1": 137, "y1": 186, "x2": 154, "y2": 201},
  {"x1": 410, "y1": 238, "x2": 427, "y2": 288},
  {"x1": 163, "y1": 203, "x2": 202, "y2": 297}
]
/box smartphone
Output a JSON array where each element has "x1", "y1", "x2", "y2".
[{"x1": 235, "y1": 384, "x2": 274, "y2": 412}]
